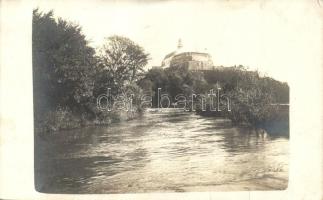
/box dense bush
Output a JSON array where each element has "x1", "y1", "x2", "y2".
[
  {"x1": 33, "y1": 9, "x2": 97, "y2": 117},
  {"x1": 36, "y1": 107, "x2": 81, "y2": 133},
  {"x1": 139, "y1": 65, "x2": 289, "y2": 130},
  {"x1": 33, "y1": 9, "x2": 148, "y2": 133}
]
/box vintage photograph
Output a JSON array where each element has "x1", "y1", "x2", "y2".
[{"x1": 33, "y1": 1, "x2": 289, "y2": 194}]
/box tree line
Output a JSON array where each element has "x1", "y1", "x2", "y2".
[
  {"x1": 33, "y1": 9, "x2": 148, "y2": 132},
  {"x1": 139, "y1": 65, "x2": 289, "y2": 134},
  {"x1": 33, "y1": 9, "x2": 289, "y2": 134}
]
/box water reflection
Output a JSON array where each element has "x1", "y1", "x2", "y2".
[{"x1": 35, "y1": 109, "x2": 288, "y2": 193}]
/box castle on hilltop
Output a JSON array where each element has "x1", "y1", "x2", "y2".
[{"x1": 161, "y1": 39, "x2": 215, "y2": 71}]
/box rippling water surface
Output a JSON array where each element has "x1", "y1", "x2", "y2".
[{"x1": 35, "y1": 109, "x2": 289, "y2": 193}]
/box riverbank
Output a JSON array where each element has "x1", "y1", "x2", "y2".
[
  {"x1": 196, "y1": 104, "x2": 289, "y2": 136},
  {"x1": 35, "y1": 107, "x2": 143, "y2": 135},
  {"x1": 179, "y1": 175, "x2": 288, "y2": 191}
]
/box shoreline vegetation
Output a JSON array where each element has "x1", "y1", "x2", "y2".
[{"x1": 33, "y1": 9, "x2": 289, "y2": 136}]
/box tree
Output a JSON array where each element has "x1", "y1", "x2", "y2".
[
  {"x1": 33, "y1": 9, "x2": 97, "y2": 119},
  {"x1": 138, "y1": 67, "x2": 168, "y2": 107},
  {"x1": 97, "y1": 36, "x2": 149, "y2": 92}
]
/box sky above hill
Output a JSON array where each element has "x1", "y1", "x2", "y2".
[{"x1": 35, "y1": 0, "x2": 322, "y2": 83}]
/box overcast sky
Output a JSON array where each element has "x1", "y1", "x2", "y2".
[{"x1": 35, "y1": 0, "x2": 321, "y2": 83}]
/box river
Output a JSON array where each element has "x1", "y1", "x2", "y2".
[{"x1": 35, "y1": 108, "x2": 289, "y2": 193}]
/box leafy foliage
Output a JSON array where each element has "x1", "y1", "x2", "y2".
[
  {"x1": 33, "y1": 9, "x2": 148, "y2": 132},
  {"x1": 33, "y1": 8, "x2": 96, "y2": 120},
  {"x1": 33, "y1": 8, "x2": 288, "y2": 132},
  {"x1": 140, "y1": 65, "x2": 289, "y2": 128},
  {"x1": 96, "y1": 36, "x2": 149, "y2": 94}
]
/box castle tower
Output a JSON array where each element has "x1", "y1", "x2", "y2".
[{"x1": 177, "y1": 39, "x2": 183, "y2": 49}]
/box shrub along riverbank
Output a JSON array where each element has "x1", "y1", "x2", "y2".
[
  {"x1": 139, "y1": 65, "x2": 289, "y2": 135},
  {"x1": 33, "y1": 9, "x2": 148, "y2": 134}
]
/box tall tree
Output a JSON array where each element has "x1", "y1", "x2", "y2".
[
  {"x1": 33, "y1": 9, "x2": 96, "y2": 118},
  {"x1": 97, "y1": 36, "x2": 149, "y2": 90}
]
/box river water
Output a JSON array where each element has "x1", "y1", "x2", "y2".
[{"x1": 35, "y1": 109, "x2": 289, "y2": 193}]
